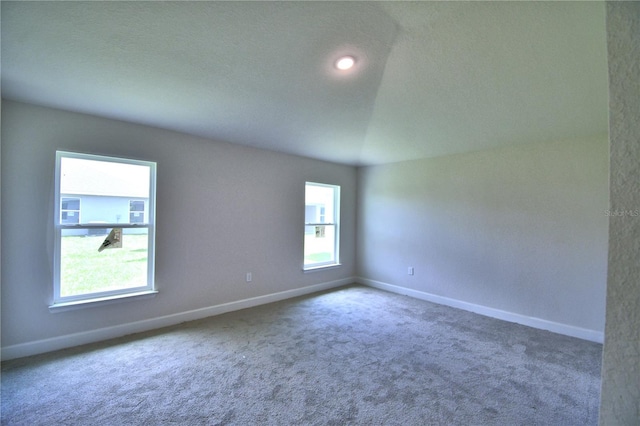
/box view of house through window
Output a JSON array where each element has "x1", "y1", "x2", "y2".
[
  {"x1": 304, "y1": 182, "x2": 340, "y2": 269},
  {"x1": 53, "y1": 151, "x2": 156, "y2": 305},
  {"x1": 60, "y1": 197, "x2": 80, "y2": 224},
  {"x1": 129, "y1": 200, "x2": 145, "y2": 223}
]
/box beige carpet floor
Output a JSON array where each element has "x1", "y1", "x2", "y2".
[{"x1": 1, "y1": 285, "x2": 602, "y2": 425}]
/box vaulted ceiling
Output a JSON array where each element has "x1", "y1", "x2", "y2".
[{"x1": 1, "y1": 1, "x2": 608, "y2": 166}]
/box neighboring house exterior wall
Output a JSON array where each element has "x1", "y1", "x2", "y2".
[
  {"x1": 305, "y1": 204, "x2": 324, "y2": 225},
  {"x1": 61, "y1": 194, "x2": 149, "y2": 236},
  {"x1": 59, "y1": 153, "x2": 151, "y2": 236}
]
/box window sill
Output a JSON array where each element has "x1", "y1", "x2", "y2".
[
  {"x1": 49, "y1": 290, "x2": 158, "y2": 313},
  {"x1": 303, "y1": 263, "x2": 342, "y2": 272}
]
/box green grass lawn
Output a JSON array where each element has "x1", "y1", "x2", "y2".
[
  {"x1": 304, "y1": 252, "x2": 332, "y2": 262},
  {"x1": 63, "y1": 232, "x2": 330, "y2": 297},
  {"x1": 303, "y1": 233, "x2": 334, "y2": 264},
  {"x1": 60, "y1": 233, "x2": 149, "y2": 297}
]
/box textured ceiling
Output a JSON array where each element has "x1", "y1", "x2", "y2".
[{"x1": 1, "y1": 1, "x2": 608, "y2": 166}]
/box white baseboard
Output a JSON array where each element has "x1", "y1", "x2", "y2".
[
  {"x1": 1, "y1": 278, "x2": 353, "y2": 361},
  {"x1": 357, "y1": 277, "x2": 604, "y2": 344}
]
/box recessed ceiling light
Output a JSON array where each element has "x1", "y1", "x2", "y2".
[{"x1": 335, "y1": 56, "x2": 356, "y2": 71}]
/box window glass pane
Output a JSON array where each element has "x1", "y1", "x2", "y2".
[
  {"x1": 55, "y1": 151, "x2": 156, "y2": 305},
  {"x1": 60, "y1": 228, "x2": 149, "y2": 297},
  {"x1": 62, "y1": 198, "x2": 80, "y2": 210},
  {"x1": 61, "y1": 211, "x2": 80, "y2": 225},
  {"x1": 130, "y1": 201, "x2": 145, "y2": 211},
  {"x1": 60, "y1": 157, "x2": 150, "y2": 225},
  {"x1": 129, "y1": 200, "x2": 145, "y2": 223},
  {"x1": 304, "y1": 224, "x2": 336, "y2": 265},
  {"x1": 305, "y1": 185, "x2": 335, "y2": 224},
  {"x1": 61, "y1": 212, "x2": 76, "y2": 224},
  {"x1": 61, "y1": 197, "x2": 81, "y2": 224},
  {"x1": 304, "y1": 182, "x2": 339, "y2": 268},
  {"x1": 130, "y1": 213, "x2": 144, "y2": 223}
]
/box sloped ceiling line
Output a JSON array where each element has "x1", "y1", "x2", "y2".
[{"x1": 1, "y1": 1, "x2": 608, "y2": 166}]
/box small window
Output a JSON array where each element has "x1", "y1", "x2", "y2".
[
  {"x1": 53, "y1": 151, "x2": 157, "y2": 307},
  {"x1": 61, "y1": 197, "x2": 80, "y2": 224},
  {"x1": 304, "y1": 182, "x2": 340, "y2": 270},
  {"x1": 130, "y1": 200, "x2": 145, "y2": 223}
]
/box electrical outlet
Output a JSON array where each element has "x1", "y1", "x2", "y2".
[
  {"x1": 408, "y1": 267, "x2": 414, "y2": 276},
  {"x1": 246, "y1": 272, "x2": 252, "y2": 282}
]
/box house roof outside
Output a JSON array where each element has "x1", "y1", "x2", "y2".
[{"x1": 60, "y1": 156, "x2": 150, "y2": 198}]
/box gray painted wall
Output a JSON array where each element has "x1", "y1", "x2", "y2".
[
  {"x1": 600, "y1": 2, "x2": 640, "y2": 423},
  {"x1": 1, "y1": 100, "x2": 357, "y2": 349},
  {"x1": 357, "y1": 136, "x2": 609, "y2": 335}
]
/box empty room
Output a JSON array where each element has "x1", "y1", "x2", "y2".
[{"x1": 1, "y1": 1, "x2": 638, "y2": 425}]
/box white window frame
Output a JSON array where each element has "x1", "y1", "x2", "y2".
[
  {"x1": 51, "y1": 151, "x2": 157, "y2": 310},
  {"x1": 304, "y1": 182, "x2": 340, "y2": 270}
]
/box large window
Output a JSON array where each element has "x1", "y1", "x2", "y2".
[
  {"x1": 52, "y1": 151, "x2": 157, "y2": 307},
  {"x1": 304, "y1": 182, "x2": 340, "y2": 270}
]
